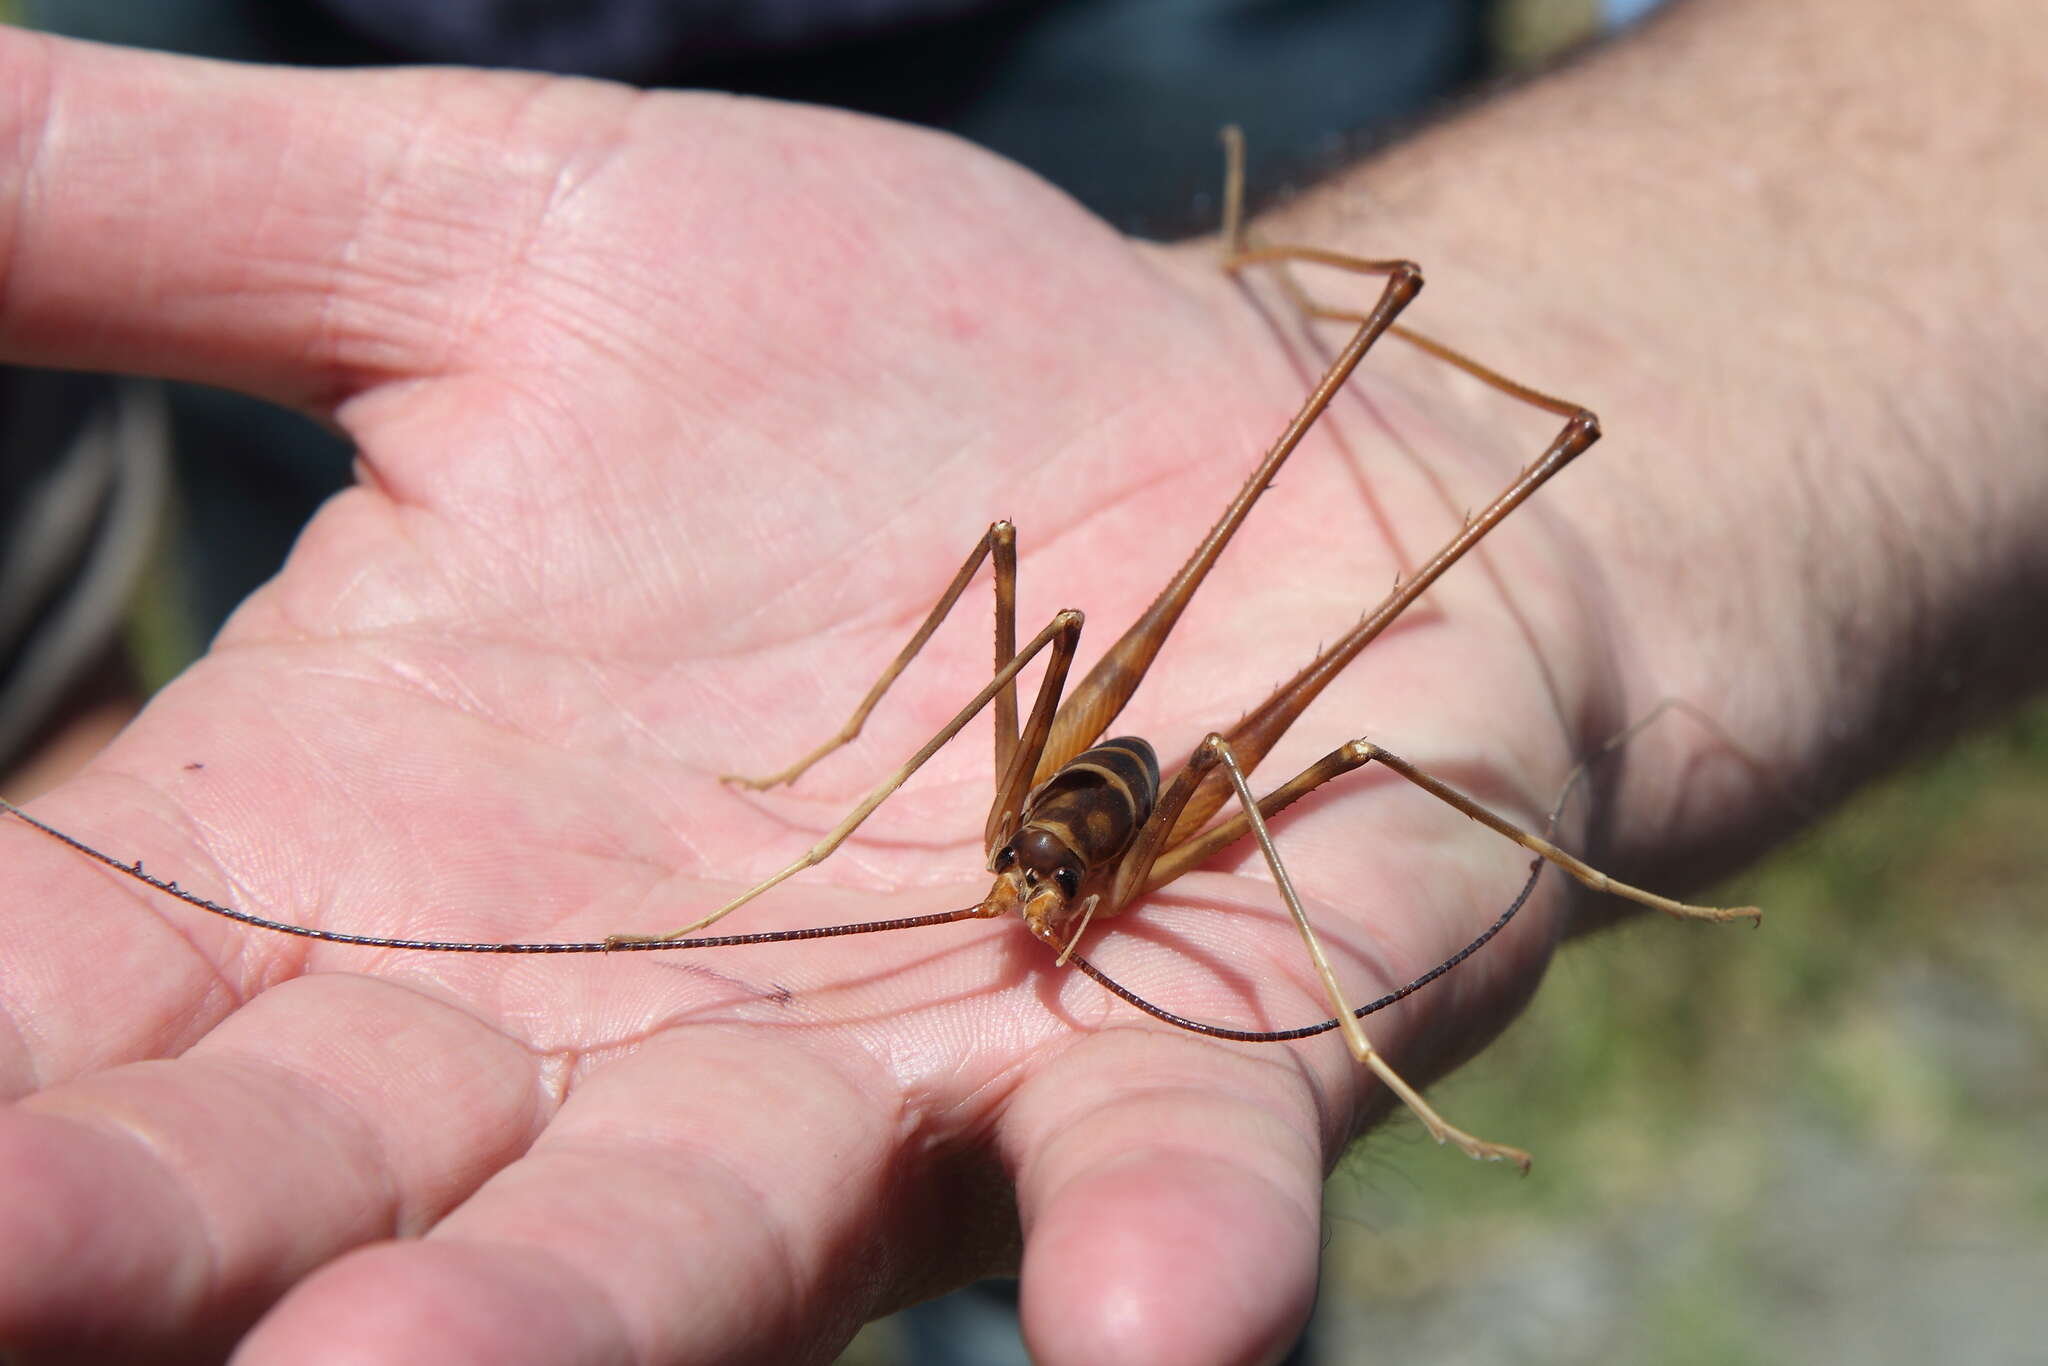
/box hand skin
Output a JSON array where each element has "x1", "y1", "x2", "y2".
[{"x1": 0, "y1": 1, "x2": 2043, "y2": 1362}]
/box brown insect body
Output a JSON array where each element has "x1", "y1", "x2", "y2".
[{"x1": 982, "y1": 737, "x2": 1159, "y2": 949}]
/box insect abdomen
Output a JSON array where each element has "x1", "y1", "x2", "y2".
[{"x1": 1019, "y1": 736, "x2": 1160, "y2": 871}]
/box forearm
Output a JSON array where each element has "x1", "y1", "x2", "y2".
[{"x1": 1239, "y1": 0, "x2": 2048, "y2": 883}]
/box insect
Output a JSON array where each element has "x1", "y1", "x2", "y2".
[{"x1": 0, "y1": 129, "x2": 1756, "y2": 1171}]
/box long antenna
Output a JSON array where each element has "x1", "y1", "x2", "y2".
[
  {"x1": 1068, "y1": 854, "x2": 1545, "y2": 1041},
  {"x1": 5, "y1": 795, "x2": 1538, "y2": 1033},
  {"x1": 1, "y1": 798, "x2": 984, "y2": 952}
]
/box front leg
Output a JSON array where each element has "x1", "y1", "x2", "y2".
[
  {"x1": 609, "y1": 607, "x2": 1083, "y2": 945},
  {"x1": 722, "y1": 520, "x2": 1021, "y2": 792}
]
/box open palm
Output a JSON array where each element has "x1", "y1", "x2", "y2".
[{"x1": 0, "y1": 35, "x2": 1611, "y2": 1366}]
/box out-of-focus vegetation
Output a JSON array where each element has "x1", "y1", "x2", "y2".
[{"x1": 1317, "y1": 699, "x2": 2048, "y2": 1364}]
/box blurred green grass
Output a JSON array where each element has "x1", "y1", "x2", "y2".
[{"x1": 1315, "y1": 698, "x2": 2048, "y2": 1364}]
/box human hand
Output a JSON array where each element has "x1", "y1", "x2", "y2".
[{"x1": 0, "y1": 33, "x2": 1616, "y2": 1364}]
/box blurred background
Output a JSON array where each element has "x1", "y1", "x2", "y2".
[
  {"x1": 1304, "y1": 703, "x2": 2048, "y2": 1366},
  {"x1": 2, "y1": 2, "x2": 2041, "y2": 1363}
]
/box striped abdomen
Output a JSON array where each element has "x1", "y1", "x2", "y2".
[{"x1": 1005, "y1": 737, "x2": 1159, "y2": 888}]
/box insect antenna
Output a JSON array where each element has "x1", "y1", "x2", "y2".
[
  {"x1": 1, "y1": 798, "x2": 985, "y2": 952},
  {"x1": 1067, "y1": 853, "x2": 1545, "y2": 1043}
]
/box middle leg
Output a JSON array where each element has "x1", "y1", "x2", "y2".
[
  {"x1": 1209, "y1": 733, "x2": 1534, "y2": 1169},
  {"x1": 1136, "y1": 734, "x2": 1759, "y2": 924},
  {"x1": 723, "y1": 520, "x2": 1021, "y2": 793},
  {"x1": 608, "y1": 606, "x2": 1083, "y2": 945}
]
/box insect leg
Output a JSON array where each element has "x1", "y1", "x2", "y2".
[
  {"x1": 1170, "y1": 377, "x2": 1597, "y2": 844},
  {"x1": 1032, "y1": 139, "x2": 1424, "y2": 780},
  {"x1": 1035, "y1": 275, "x2": 1422, "y2": 781},
  {"x1": 723, "y1": 521, "x2": 1020, "y2": 792},
  {"x1": 1221, "y1": 127, "x2": 1596, "y2": 433},
  {"x1": 1144, "y1": 736, "x2": 1759, "y2": 925},
  {"x1": 1357, "y1": 740, "x2": 1760, "y2": 923},
  {"x1": 1169, "y1": 134, "x2": 1605, "y2": 840},
  {"x1": 1069, "y1": 704, "x2": 1762, "y2": 1058},
  {"x1": 1211, "y1": 734, "x2": 1533, "y2": 1171},
  {"x1": 607, "y1": 606, "x2": 1082, "y2": 945},
  {"x1": 1103, "y1": 735, "x2": 1224, "y2": 914}
]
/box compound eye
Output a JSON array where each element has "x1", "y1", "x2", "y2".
[
  {"x1": 992, "y1": 844, "x2": 1016, "y2": 872},
  {"x1": 1054, "y1": 866, "x2": 1081, "y2": 899}
]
